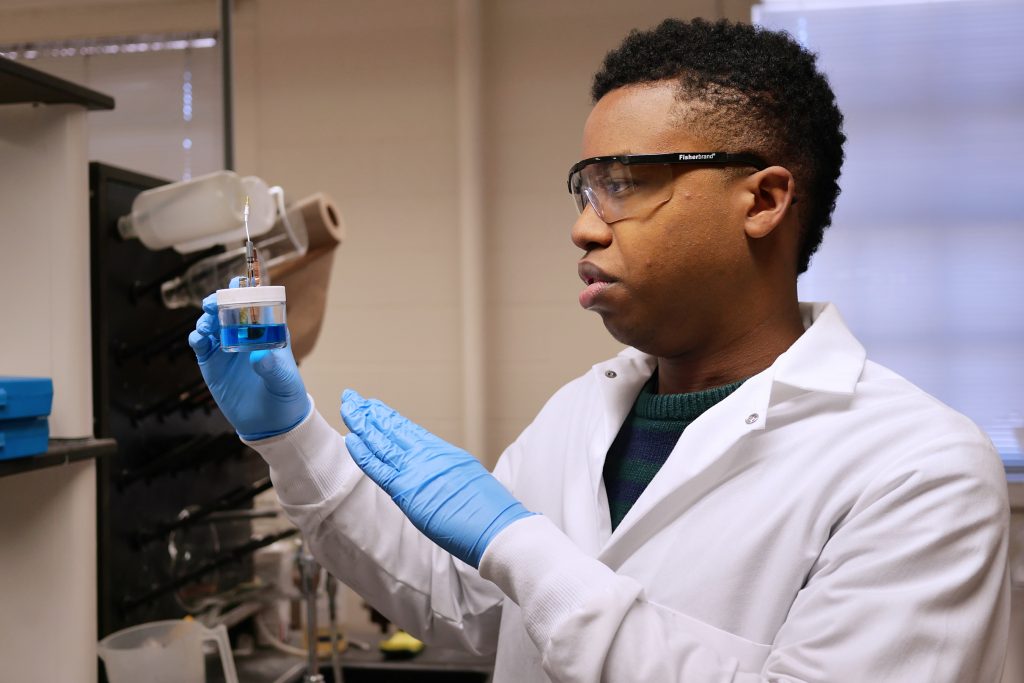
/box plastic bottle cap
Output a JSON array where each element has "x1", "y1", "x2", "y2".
[{"x1": 216, "y1": 285, "x2": 286, "y2": 306}]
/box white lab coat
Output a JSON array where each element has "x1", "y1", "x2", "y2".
[{"x1": 252, "y1": 302, "x2": 1009, "y2": 682}]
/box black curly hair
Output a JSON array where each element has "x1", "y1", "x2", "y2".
[{"x1": 592, "y1": 18, "x2": 845, "y2": 274}]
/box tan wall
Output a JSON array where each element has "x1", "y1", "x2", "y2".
[{"x1": 233, "y1": 0, "x2": 467, "y2": 448}]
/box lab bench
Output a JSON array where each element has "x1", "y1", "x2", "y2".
[{"x1": 206, "y1": 633, "x2": 493, "y2": 683}]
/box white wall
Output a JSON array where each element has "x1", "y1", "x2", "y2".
[
  {"x1": 0, "y1": 103, "x2": 96, "y2": 680},
  {"x1": 0, "y1": 462, "x2": 97, "y2": 681}
]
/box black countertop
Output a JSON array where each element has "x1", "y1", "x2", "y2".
[{"x1": 208, "y1": 633, "x2": 493, "y2": 683}]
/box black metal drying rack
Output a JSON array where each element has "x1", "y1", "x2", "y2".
[{"x1": 90, "y1": 162, "x2": 274, "y2": 641}]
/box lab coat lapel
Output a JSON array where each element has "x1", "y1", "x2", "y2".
[
  {"x1": 597, "y1": 368, "x2": 773, "y2": 570},
  {"x1": 585, "y1": 351, "x2": 657, "y2": 544}
]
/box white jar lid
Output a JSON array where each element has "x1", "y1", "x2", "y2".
[{"x1": 216, "y1": 285, "x2": 286, "y2": 306}]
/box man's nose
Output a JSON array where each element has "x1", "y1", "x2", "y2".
[{"x1": 571, "y1": 203, "x2": 613, "y2": 252}]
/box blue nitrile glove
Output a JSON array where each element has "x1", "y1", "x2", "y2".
[
  {"x1": 188, "y1": 277, "x2": 311, "y2": 440},
  {"x1": 341, "y1": 389, "x2": 535, "y2": 568}
]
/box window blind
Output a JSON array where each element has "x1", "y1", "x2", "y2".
[{"x1": 754, "y1": 0, "x2": 1024, "y2": 462}]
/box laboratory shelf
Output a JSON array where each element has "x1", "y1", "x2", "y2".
[
  {"x1": 0, "y1": 56, "x2": 115, "y2": 110},
  {"x1": 0, "y1": 437, "x2": 117, "y2": 479}
]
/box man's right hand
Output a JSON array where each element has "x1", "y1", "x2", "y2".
[{"x1": 188, "y1": 278, "x2": 311, "y2": 441}]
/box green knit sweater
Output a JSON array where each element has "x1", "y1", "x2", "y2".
[{"x1": 603, "y1": 373, "x2": 745, "y2": 529}]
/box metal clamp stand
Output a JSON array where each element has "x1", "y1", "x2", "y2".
[
  {"x1": 297, "y1": 542, "x2": 325, "y2": 683},
  {"x1": 326, "y1": 574, "x2": 344, "y2": 683}
]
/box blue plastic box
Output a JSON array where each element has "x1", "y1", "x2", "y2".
[
  {"x1": 0, "y1": 417, "x2": 49, "y2": 460},
  {"x1": 0, "y1": 377, "x2": 53, "y2": 460},
  {"x1": 0, "y1": 376, "x2": 53, "y2": 421}
]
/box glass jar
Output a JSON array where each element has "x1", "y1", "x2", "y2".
[{"x1": 216, "y1": 285, "x2": 287, "y2": 352}]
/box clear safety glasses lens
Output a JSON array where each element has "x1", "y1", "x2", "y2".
[{"x1": 569, "y1": 161, "x2": 675, "y2": 223}]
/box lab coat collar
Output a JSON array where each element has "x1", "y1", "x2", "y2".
[
  {"x1": 589, "y1": 302, "x2": 867, "y2": 562},
  {"x1": 592, "y1": 301, "x2": 866, "y2": 402},
  {"x1": 770, "y1": 302, "x2": 866, "y2": 396}
]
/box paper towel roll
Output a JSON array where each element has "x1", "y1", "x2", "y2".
[
  {"x1": 268, "y1": 193, "x2": 345, "y2": 362},
  {"x1": 308, "y1": 193, "x2": 345, "y2": 250}
]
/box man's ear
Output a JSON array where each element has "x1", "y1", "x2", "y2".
[{"x1": 742, "y1": 166, "x2": 797, "y2": 239}]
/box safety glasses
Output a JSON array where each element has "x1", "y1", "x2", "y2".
[{"x1": 566, "y1": 152, "x2": 768, "y2": 223}]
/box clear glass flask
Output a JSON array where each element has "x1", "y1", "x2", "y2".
[{"x1": 160, "y1": 190, "x2": 308, "y2": 310}]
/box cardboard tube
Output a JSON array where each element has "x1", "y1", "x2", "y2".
[
  {"x1": 268, "y1": 193, "x2": 344, "y2": 362},
  {"x1": 299, "y1": 192, "x2": 345, "y2": 251}
]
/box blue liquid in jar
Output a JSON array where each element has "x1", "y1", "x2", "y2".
[{"x1": 221, "y1": 323, "x2": 287, "y2": 351}]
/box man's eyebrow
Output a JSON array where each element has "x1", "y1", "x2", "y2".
[{"x1": 587, "y1": 150, "x2": 633, "y2": 157}]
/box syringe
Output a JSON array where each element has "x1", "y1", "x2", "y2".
[
  {"x1": 243, "y1": 195, "x2": 262, "y2": 286},
  {"x1": 215, "y1": 194, "x2": 287, "y2": 354}
]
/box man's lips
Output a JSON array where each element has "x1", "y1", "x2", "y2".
[
  {"x1": 578, "y1": 262, "x2": 617, "y2": 309},
  {"x1": 578, "y1": 261, "x2": 616, "y2": 286}
]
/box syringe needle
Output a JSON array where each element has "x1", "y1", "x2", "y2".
[
  {"x1": 243, "y1": 195, "x2": 260, "y2": 287},
  {"x1": 243, "y1": 195, "x2": 251, "y2": 242}
]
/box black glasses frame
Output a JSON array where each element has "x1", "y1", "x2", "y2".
[{"x1": 566, "y1": 152, "x2": 770, "y2": 194}]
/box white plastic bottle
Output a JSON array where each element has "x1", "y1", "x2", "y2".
[{"x1": 117, "y1": 170, "x2": 276, "y2": 253}]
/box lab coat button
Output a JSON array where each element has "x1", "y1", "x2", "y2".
[
  {"x1": 605, "y1": 370, "x2": 617, "y2": 378},
  {"x1": 745, "y1": 413, "x2": 759, "y2": 424}
]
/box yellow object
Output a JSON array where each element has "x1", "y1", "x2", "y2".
[{"x1": 379, "y1": 630, "x2": 424, "y2": 659}]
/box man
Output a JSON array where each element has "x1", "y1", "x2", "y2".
[{"x1": 190, "y1": 18, "x2": 1009, "y2": 682}]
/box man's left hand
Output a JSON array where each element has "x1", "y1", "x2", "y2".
[{"x1": 341, "y1": 389, "x2": 535, "y2": 568}]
